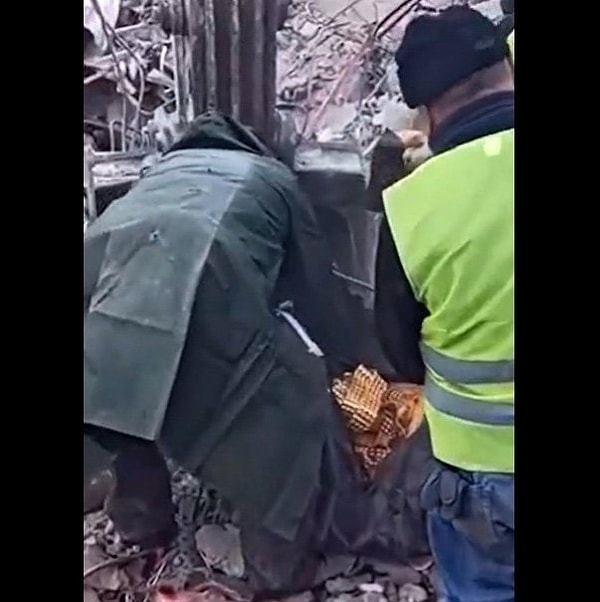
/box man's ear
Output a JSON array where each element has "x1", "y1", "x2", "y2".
[{"x1": 399, "y1": 130, "x2": 432, "y2": 172}]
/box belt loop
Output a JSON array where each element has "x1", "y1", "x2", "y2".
[
  {"x1": 440, "y1": 470, "x2": 458, "y2": 505},
  {"x1": 420, "y1": 469, "x2": 441, "y2": 511},
  {"x1": 439, "y1": 470, "x2": 461, "y2": 521}
]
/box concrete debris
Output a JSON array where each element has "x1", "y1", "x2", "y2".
[
  {"x1": 359, "y1": 583, "x2": 384, "y2": 594},
  {"x1": 361, "y1": 592, "x2": 387, "y2": 602},
  {"x1": 84, "y1": 464, "x2": 440, "y2": 602},
  {"x1": 369, "y1": 561, "x2": 422, "y2": 586},
  {"x1": 408, "y1": 557, "x2": 434, "y2": 573},
  {"x1": 195, "y1": 525, "x2": 245, "y2": 578},
  {"x1": 84, "y1": 468, "x2": 114, "y2": 514},
  {"x1": 325, "y1": 594, "x2": 356, "y2": 602},
  {"x1": 278, "y1": 592, "x2": 315, "y2": 602},
  {"x1": 84, "y1": 588, "x2": 102, "y2": 602},
  {"x1": 473, "y1": 0, "x2": 504, "y2": 21},
  {"x1": 155, "y1": 582, "x2": 251, "y2": 602},
  {"x1": 83, "y1": 0, "x2": 173, "y2": 155},
  {"x1": 277, "y1": 0, "x2": 503, "y2": 152},
  {"x1": 83, "y1": 543, "x2": 144, "y2": 592},
  {"x1": 84, "y1": 0, "x2": 122, "y2": 55},
  {"x1": 315, "y1": 555, "x2": 362, "y2": 582},
  {"x1": 83, "y1": 0, "x2": 502, "y2": 208},
  {"x1": 383, "y1": 580, "x2": 399, "y2": 602},
  {"x1": 326, "y1": 576, "x2": 360, "y2": 594},
  {"x1": 397, "y1": 584, "x2": 429, "y2": 602}
]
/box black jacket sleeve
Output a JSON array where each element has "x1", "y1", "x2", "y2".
[{"x1": 374, "y1": 215, "x2": 427, "y2": 384}]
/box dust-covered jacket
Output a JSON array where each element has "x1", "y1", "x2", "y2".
[{"x1": 83, "y1": 114, "x2": 364, "y2": 580}]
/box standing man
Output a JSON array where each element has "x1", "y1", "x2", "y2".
[{"x1": 374, "y1": 7, "x2": 514, "y2": 602}]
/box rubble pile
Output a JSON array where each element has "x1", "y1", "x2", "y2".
[
  {"x1": 276, "y1": 0, "x2": 503, "y2": 151},
  {"x1": 82, "y1": 0, "x2": 504, "y2": 160},
  {"x1": 83, "y1": 0, "x2": 179, "y2": 156},
  {"x1": 84, "y1": 498, "x2": 437, "y2": 602},
  {"x1": 83, "y1": 0, "x2": 181, "y2": 231},
  {"x1": 276, "y1": 0, "x2": 410, "y2": 150}
]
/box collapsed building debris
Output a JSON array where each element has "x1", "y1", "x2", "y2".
[
  {"x1": 83, "y1": 1, "x2": 504, "y2": 600},
  {"x1": 83, "y1": 0, "x2": 501, "y2": 227}
]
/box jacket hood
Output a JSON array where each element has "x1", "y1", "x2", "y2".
[{"x1": 165, "y1": 111, "x2": 275, "y2": 158}]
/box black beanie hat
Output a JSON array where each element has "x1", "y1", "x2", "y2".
[{"x1": 395, "y1": 6, "x2": 510, "y2": 108}]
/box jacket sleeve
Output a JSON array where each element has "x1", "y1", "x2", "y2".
[{"x1": 374, "y1": 214, "x2": 427, "y2": 384}]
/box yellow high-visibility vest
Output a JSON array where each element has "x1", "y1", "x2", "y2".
[{"x1": 383, "y1": 130, "x2": 514, "y2": 473}]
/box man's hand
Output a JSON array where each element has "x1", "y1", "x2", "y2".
[
  {"x1": 366, "y1": 129, "x2": 432, "y2": 212},
  {"x1": 399, "y1": 130, "x2": 432, "y2": 173}
]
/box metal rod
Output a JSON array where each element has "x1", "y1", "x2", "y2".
[
  {"x1": 204, "y1": 0, "x2": 217, "y2": 109},
  {"x1": 230, "y1": 0, "x2": 241, "y2": 119},
  {"x1": 332, "y1": 268, "x2": 374, "y2": 291}
]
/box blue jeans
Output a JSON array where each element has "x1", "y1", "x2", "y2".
[{"x1": 422, "y1": 466, "x2": 514, "y2": 602}]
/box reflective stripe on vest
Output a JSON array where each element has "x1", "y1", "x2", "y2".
[
  {"x1": 421, "y1": 343, "x2": 514, "y2": 426},
  {"x1": 420, "y1": 343, "x2": 513, "y2": 384},
  {"x1": 424, "y1": 381, "x2": 514, "y2": 427}
]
